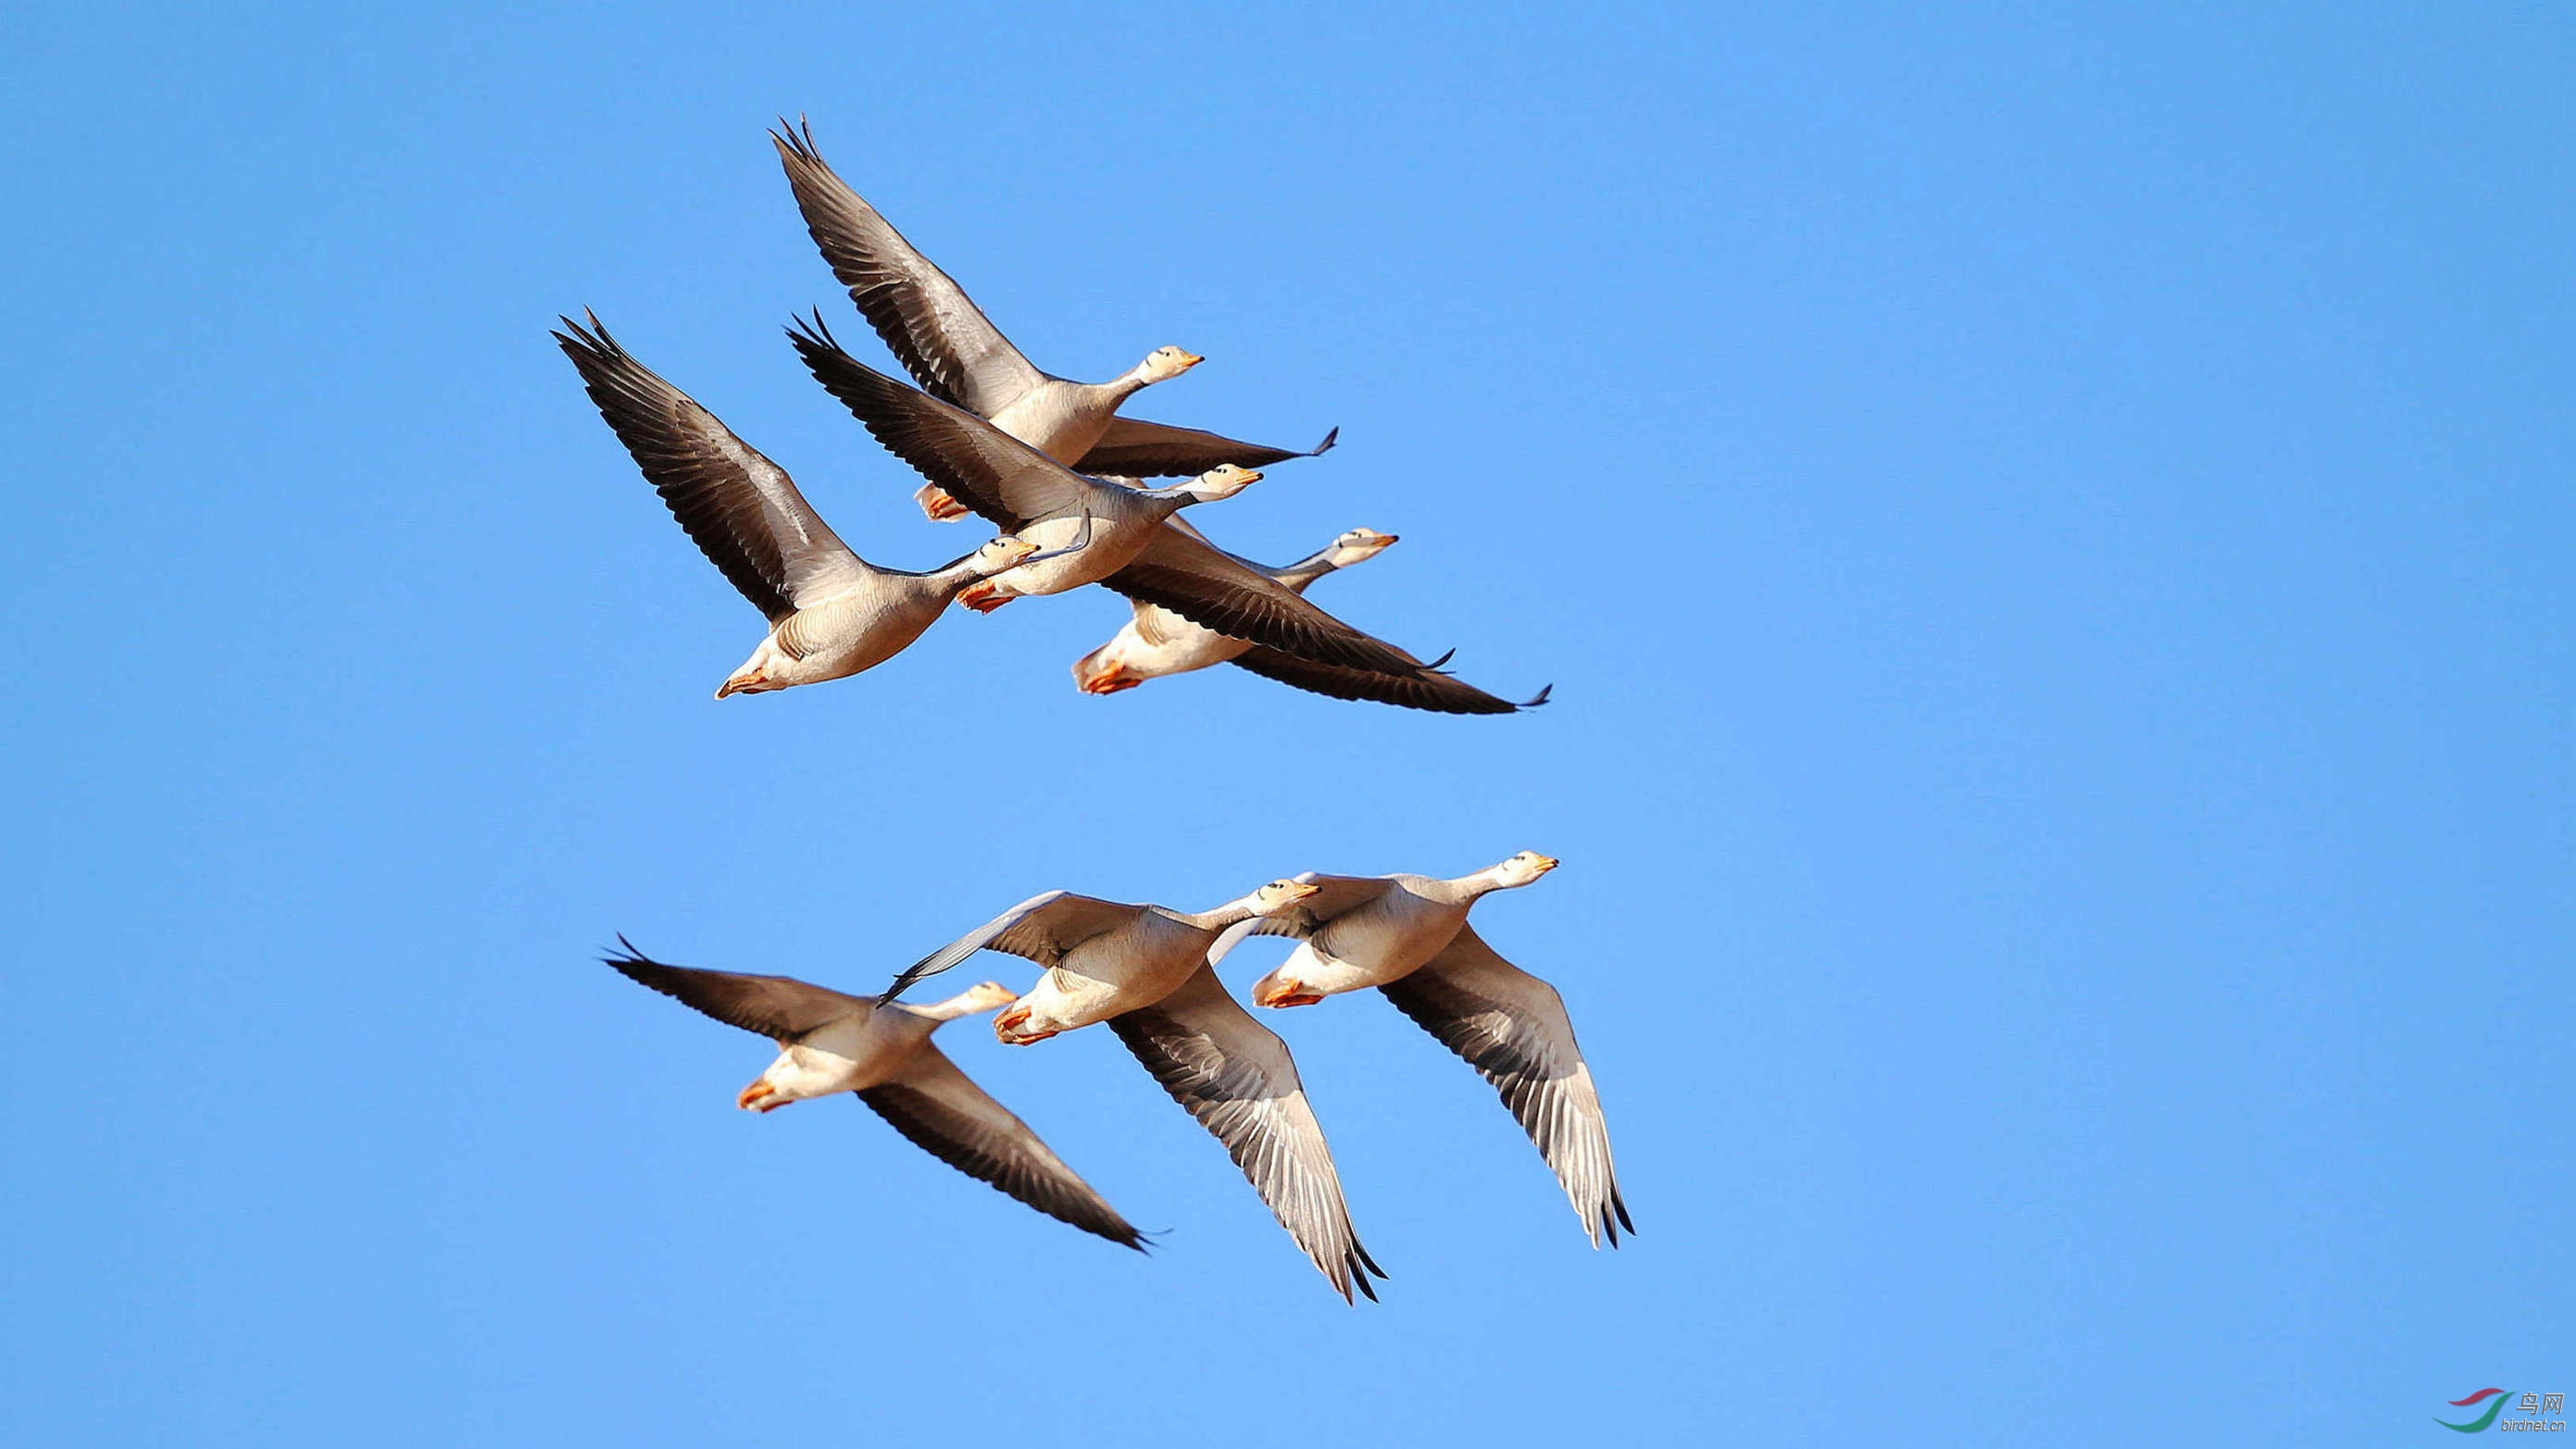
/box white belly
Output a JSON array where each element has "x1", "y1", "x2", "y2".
[
  {"x1": 994, "y1": 513, "x2": 1155, "y2": 596},
  {"x1": 989, "y1": 383, "x2": 1117, "y2": 465},
  {"x1": 1317, "y1": 905, "x2": 1462, "y2": 983},
  {"x1": 1125, "y1": 606, "x2": 1248, "y2": 678},
  {"x1": 769, "y1": 588, "x2": 941, "y2": 681},
  {"x1": 1022, "y1": 930, "x2": 1202, "y2": 1030}
]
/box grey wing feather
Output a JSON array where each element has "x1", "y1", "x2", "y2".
[
  {"x1": 857, "y1": 1045, "x2": 1145, "y2": 1249},
  {"x1": 556, "y1": 314, "x2": 869, "y2": 619},
  {"x1": 604, "y1": 937, "x2": 869, "y2": 1042},
  {"x1": 771, "y1": 121, "x2": 1046, "y2": 416},
  {"x1": 1072, "y1": 418, "x2": 1338, "y2": 479},
  {"x1": 1105, "y1": 531, "x2": 1427, "y2": 676},
  {"x1": 1229, "y1": 644, "x2": 1544, "y2": 716},
  {"x1": 1242, "y1": 873, "x2": 1400, "y2": 942},
  {"x1": 1203, "y1": 916, "x2": 1269, "y2": 968},
  {"x1": 788, "y1": 314, "x2": 1091, "y2": 528},
  {"x1": 882, "y1": 891, "x2": 1136, "y2": 1005},
  {"x1": 1378, "y1": 926, "x2": 1632, "y2": 1247},
  {"x1": 1108, "y1": 966, "x2": 1386, "y2": 1302}
]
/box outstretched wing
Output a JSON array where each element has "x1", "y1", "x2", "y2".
[
  {"x1": 857, "y1": 1044, "x2": 1145, "y2": 1249},
  {"x1": 1379, "y1": 926, "x2": 1631, "y2": 1248},
  {"x1": 771, "y1": 120, "x2": 1046, "y2": 416},
  {"x1": 1109, "y1": 967, "x2": 1386, "y2": 1302},
  {"x1": 556, "y1": 313, "x2": 869, "y2": 620},
  {"x1": 1072, "y1": 419, "x2": 1339, "y2": 480},
  {"x1": 789, "y1": 313, "x2": 1092, "y2": 529},
  {"x1": 1228, "y1": 644, "x2": 1547, "y2": 716},
  {"x1": 1106, "y1": 530, "x2": 1425, "y2": 676},
  {"x1": 1251, "y1": 874, "x2": 1402, "y2": 942},
  {"x1": 603, "y1": 937, "x2": 869, "y2": 1043},
  {"x1": 883, "y1": 891, "x2": 1139, "y2": 1005}
]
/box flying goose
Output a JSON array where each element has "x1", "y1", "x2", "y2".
[
  {"x1": 556, "y1": 314, "x2": 1070, "y2": 697},
  {"x1": 1073, "y1": 529, "x2": 1554, "y2": 714},
  {"x1": 1207, "y1": 853, "x2": 1633, "y2": 1248},
  {"x1": 603, "y1": 938, "x2": 1144, "y2": 1249},
  {"x1": 790, "y1": 317, "x2": 1430, "y2": 677},
  {"x1": 889, "y1": 881, "x2": 1388, "y2": 1302},
  {"x1": 772, "y1": 119, "x2": 1335, "y2": 523}
]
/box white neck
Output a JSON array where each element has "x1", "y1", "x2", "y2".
[
  {"x1": 935, "y1": 554, "x2": 999, "y2": 591},
  {"x1": 1271, "y1": 543, "x2": 1344, "y2": 590},
  {"x1": 912, "y1": 989, "x2": 998, "y2": 1022},
  {"x1": 1182, "y1": 893, "x2": 1266, "y2": 931},
  {"x1": 1149, "y1": 479, "x2": 1229, "y2": 510},
  {"x1": 1446, "y1": 866, "x2": 1522, "y2": 903}
]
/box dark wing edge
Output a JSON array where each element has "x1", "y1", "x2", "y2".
[
  {"x1": 1071, "y1": 418, "x2": 1341, "y2": 479},
  {"x1": 1104, "y1": 536, "x2": 1427, "y2": 677},
  {"x1": 1227, "y1": 643, "x2": 1547, "y2": 715},
  {"x1": 882, "y1": 891, "x2": 1139, "y2": 1006},
  {"x1": 769, "y1": 118, "x2": 1044, "y2": 414},
  {"x1": 1378, "y1": 928, "x2": 1632, "y2": 1247},
  {"x1": 857, "y1": 1047, "x2": 1147, "y2": 1250},
  {"x1": 602, "y1": 935, "x2": 866, "y2": 1042},
  {"x1": 786, "y1": 311, "x2": 1077, "y2": 531},
  {"x1": 1107, "y1": 974, "x2": 1387, "y2": 1303},
  {"x1": 1244, "y1": 873, "x2": 1402, "y2": 941},
  {"x1": 554, "y1": 312, "x2": 809, "y2": 620}
]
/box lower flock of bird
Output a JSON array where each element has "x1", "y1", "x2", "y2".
[{"x1": 560, "y1": 119, "x2": 1625, "y2": 1301}]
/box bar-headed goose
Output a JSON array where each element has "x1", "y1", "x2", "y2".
[
  {"x1": 1072, "y1": 529, "x2": 1554, "y2": 714},
  {"x1": 603, "y1": 938, "x2": 1144, "y2": 1249},
  {"x1": 791, "y1": 317, "x2": 1429, "y2": 677},
  {"x1": 556, "y1": 315, "x2": 1070, "y2": 697},
  {"x1": 889, "y1": 881, "x2": 1387, "y2": 1303},
  {"x1": 772, "y1": 119, "x2": 1334, "y2": 523},
  {"x1": 1207, "y1": 853, "x2": 1632, "y2": 1249}
]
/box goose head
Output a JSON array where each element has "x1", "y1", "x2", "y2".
[
  {"x1": 1136, "y1": 345, "x2": 1204, "y2": 383},
  {"x1": 970, "y1": 534, "x2": 1042, "y2": 575},
  {"x1": 1182, "y1": 463, "x2": 1263, "y2": 503},
  {"x1": 1491, "y1": 851, "x2": 1560, "y2": 888},
  {"x1": 1249, "y1": 877, "x2": 1323, "y2": 916},
  {"x1": 910, "y1": 979, "x2": 1020, "y2": 1024},
  {"x1": 951, "y1": 981, "x2": 1020, "y2": 1013},
  {"x1": 1326, "y1": 528, "x2": 1400, "y2": 568}
]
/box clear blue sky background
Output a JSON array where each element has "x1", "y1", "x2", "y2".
[{"x1": 4, "y1": 3, "x2": 2568, "y2": 1443}]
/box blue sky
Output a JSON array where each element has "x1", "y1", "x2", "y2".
[{"x1": 4, "y1": 2, "x2": 2570, "y2": 1443}]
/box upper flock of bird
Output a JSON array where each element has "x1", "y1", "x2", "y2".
[{"x1": 557, "y1": 119, "x2": 1624, "y2": 1300}]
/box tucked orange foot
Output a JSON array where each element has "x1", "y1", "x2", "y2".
[
  {"x1": 1079, "y1": 668, "x2": 1141, "y2": 695},
  {"x1": 738, "y1": 1081, "x2": 786, "y2": 1111},
  {"x1": 919, "y1": 488, "x2": 974, "y2": 522},
  {"x1": 994, "y1": 1004, "x2": 1061, "y2": 1045},
  {"x1": 957, "y1": 582, "x2": 1016, "y2": 614},
  {"x1": 1253, "y1": 979, "x2": 1327, "y2": 1009}
]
